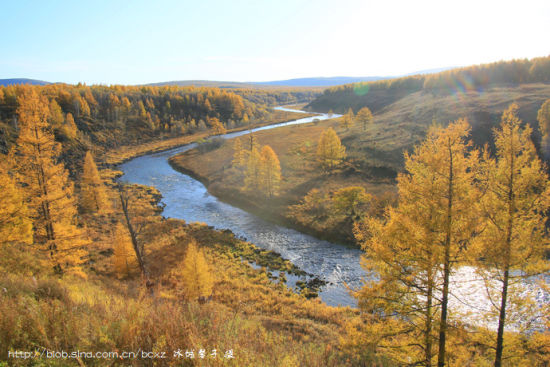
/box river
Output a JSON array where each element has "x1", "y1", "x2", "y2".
[
  {"x1": 118, "y1": 107, "x2": 364, "y2": 307},
  {"x1": 118, "y1": 107, "x2": 549, "y2": 326}
]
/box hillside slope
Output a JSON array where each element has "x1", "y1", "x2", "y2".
[
  {"x1": 169, "y1": 83, "x2": 550, "y2": 245},
  {"x1": 306, "y1": 55, "x2": 550, "y2": 114}
]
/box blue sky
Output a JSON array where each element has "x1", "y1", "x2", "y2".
[{"x1": 1, "y1": 0, "x2": 549, "y2": 84}]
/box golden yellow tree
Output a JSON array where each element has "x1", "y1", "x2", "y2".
[
  {"x1": 244, "y1": 145, "x2": 262, "y2": 191},
  {"x1": 355, "y1": 119, "x2": 480, "y2": 366},
  {"x1": 340, "y1": 108, "x2": 354, "y2": 130},
  {"x1": 537, "y1": 99, "x2": 550, "y2": 159},
  {"x1": 0, "y1": 159, "x2": 33, "y2": 246},
  {"x1": 474, "y1": 104, "x2": 550, "y2": 367},
  {"x1": 331, "y1": 186, "x2": 371, "y2": 222},
  {"x1": 356, "y1": 107, "x2": 373, "y2": 131},
  {"x1": 179, "y1": 240, "x2": 213, "y2": 301},
  {"x1": 48, "y1": 99, "x2": 64, "y2": 126},
  {"x1": 112, "y1": 222, "x2": 137, "y2": 278},
  {"x1": 316, "y1": 128, "x2": 346, "y2": 171},
  {"x1": 12, "y1": 88, "x2": 87, "y2": 276},
  {"x1": 63, "y1": 112, "x2": 78, "y2": 139},
  {"x1": 259, "y1": 145, "x2": 281, "y2": 197},
  {"x1": 80, "y1": 151, "x2": 109, "y2": 213},
  {"x1": 208, "y1": 117, "x2": 227, "y2": 135},
  {"x1": 0, "y1": 157, "x2": 40, "y2": 274},
  {"x1": 232, "y1": 137, "x2": 247, "y2": 169}
]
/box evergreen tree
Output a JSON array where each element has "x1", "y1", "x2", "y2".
[
  {"x1": 475, "y1": 104, "x2": 550, "y2": 367},
  {"x1": 259, "y1": 145, "x2": 281, "y2": 197},
  {"x1": 80, "y1": 151, "x2": 109, "y2": 213},
  {"x1": 316, "y1": 128, "x2": 346, "y2": 171},
  {"x1": 12, "y1": 88, "x2": 87, "y2": 276}
]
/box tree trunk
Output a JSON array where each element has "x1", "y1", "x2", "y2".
[
  {"x1": 437, "y1": 140, "x2": 454, "y2": 367},
  {"x1": 425, "y1": 272, "x2": 433, "y2": 367},
  {"x1": 494, "y1": 268, "x2": 509, "y2": 367},
  {"x1": 118, "y1": 187, "x2": 154, "y2": 293},
  {"x1": 495, "y1": 134, "x2": 515, "y2": 367},
  {"x1": 437, "y1": 249, "x2": 451, "y2": 367}
]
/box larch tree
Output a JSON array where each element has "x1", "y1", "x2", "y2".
[
  {"x1": 354, "y1": 119, "x2": 480, "y2": 366},
  {"x1": 340, "y1": 108, "x2": 355, "y2": 130},
  {"x1": 12, "y1": 88, "x2": 88, "y2": 276},
  {"x1": 0, "y1": 157, "x2": 39, "y2": 274},
  {"x1": 428, "y1": 120, "x2": 480, "y2": 367},
  {"x1": 474, "y1": 104, "x2": 550, "y2": 367},
  {"x1": 232, "y1": 137, "x2": 247, "y2": 169},
  {"x1": 117, "y1": 184, "x2": 157, "y2": 289},
  {"x1": 259, "y1": 145, "x2": 282, "y2": 197},
  {"x1": 0, "y1": 159, "x2": 33, "y2": 246},
  {"x1": 244, "y1": 145, "x2": 262, "y2": 192},
  {"x1": 356, "y1": 107, "x2": 373, "y2": 131},
  {"x1": 179, "y1": 240, "x2": 214, "y2": 302},
  {"x1": 121, "y1": 96, "x2": 132, "y2": 122},
  {"x1": 208, "y1": 117, "x2": 227, "y2": 135},
  {"x1": 537, "y1": 99, "x2": 550, "y2": 159},
  {"x1": 48, "y1": 99, "x2": 64, "y2": 126},
  {"x1": 331, "y1": 186, "x2": 371, "y2": 222},
  {"x1": 113, "y1": 222, "x2": 138, "y2": 278},
  {"x1": 316, "y1": 128, "x2": 346, "y2": 172},
  {"x1": 80, "y1": 151, "x2": 110, "y2": 213},
  {"x1": 63, "y1": 112, "x2": 78, "y2": 139}
]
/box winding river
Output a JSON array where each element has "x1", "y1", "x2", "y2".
[
  {"x1": 118, "y1": 107, "x2": 364, "y2": 307},
  {"x1": 118, "y1": 107, "x2": 549, "y2": 328}
]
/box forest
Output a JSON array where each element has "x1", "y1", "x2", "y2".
[
  {"x1": 307, "y1": 55, "x2": 550, "y2": 114},
  {"x1": 1, "y1": 57, "x2": 550, "y2": 367}
]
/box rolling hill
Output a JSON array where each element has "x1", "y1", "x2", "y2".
[{"x1": 0, "y1": 78, "x2": 50, "y2": 86}]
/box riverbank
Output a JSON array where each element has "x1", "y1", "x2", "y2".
[
  {"x1": 168, "y1": 114, "x2": 397, "y2": 247},
  {"x1": 114, "y1": 106, "x2": 550, "y2": 365},
  {"x1": 167, "y1": 155, "x2": 359, "y2": 247},
  {"x1": 102, "y1": 108, "x2": 316, "y2": 166}
]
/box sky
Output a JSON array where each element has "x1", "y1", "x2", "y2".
[{"x1": 1, "y1": 0, "x2": 549, "y2": 85}]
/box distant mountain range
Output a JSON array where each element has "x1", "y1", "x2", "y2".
[
  {"x1": 0, "y1": 67, "x2": 457, "y2": 88},
  {"x1": 0, "y1": 78, "x2": 51, "y2": 86},
  {"x1": 249, "y1": 76, "x2": 389, "y2": 87}
]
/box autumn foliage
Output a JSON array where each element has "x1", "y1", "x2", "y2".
[
  {"x1": 11, "y1": 88, "x2": 88, "y2": 276},
  {"x1": 354, "y1": 107, "x2": 550, "y2": 367},
  {"x1": 316, "y1": 127, "x2": 346, "y2": 171}
]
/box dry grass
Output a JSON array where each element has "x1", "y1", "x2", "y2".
[
  {"x1": 102, "y1": 109, "x2": 315, "y2": 166},
  {"x1": 168, "y1": 83, "x2": 550, "y2": 245},
  {"x1": 1, "y1": 179, "x2": 373, "y2": 367}
]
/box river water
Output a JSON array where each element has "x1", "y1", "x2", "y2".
[
  {"x1": 118, "y1": 107, "x2": 364, "y2": 307},
  {"x1": 118, "y1": 107, "x2": 549, "y2": 328}
]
